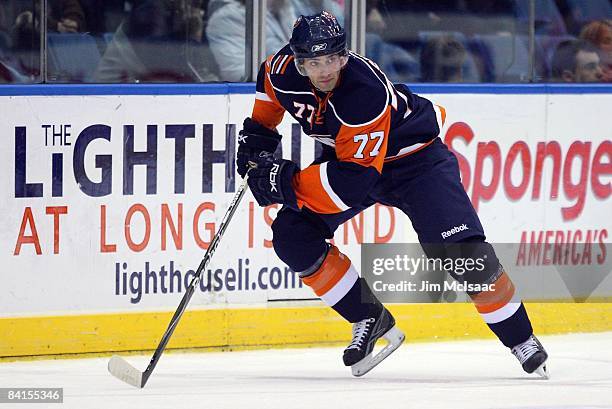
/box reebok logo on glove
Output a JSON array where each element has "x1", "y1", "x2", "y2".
[
  {"x1": 247, "y1": 159, "x2": 299, "y2": 210},
  {"x1": 269, "y1": 163, "x2": 280, "y2": 192}
]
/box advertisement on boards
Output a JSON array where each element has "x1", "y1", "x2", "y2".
[{"x1": 1, "y1": 92, "x2": 610, "y2": 316}]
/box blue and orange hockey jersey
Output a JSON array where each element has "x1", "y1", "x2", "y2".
[{"x1": 252, "y1": 45, "x2": 446, "y2": 214}]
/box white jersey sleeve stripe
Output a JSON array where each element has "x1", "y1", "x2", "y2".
[
  {"x1": 256, "y1": 91, "x2": 273, "y2": 102},
  {"x1": 385, "y1": 142, "x2": 427, "y2": 159},
  {"x1": 319, "y1": 162, "x2": 350, "y2": 212},
  {"x1": 385, "y1": 76, "x2": 398, "y2": 110},
  {"x1": 433, "y1": 104, "x2": 444, "y2": 131},
  {"x1": 395, "y1": 89, "x2": 413, "y2": 118}
]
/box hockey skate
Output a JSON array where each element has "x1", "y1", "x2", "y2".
[
  {"x1": 511, "y1": 334, "x2": 549, "y2": 379},
  {"x1": 343, "y1": 308, "x2": 405, "y2": 377}
]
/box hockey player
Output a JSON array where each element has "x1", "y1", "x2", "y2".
[{"x1": 237, "y1": 11, "x2": 549, "y2": 378}]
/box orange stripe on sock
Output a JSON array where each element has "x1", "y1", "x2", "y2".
[
  {"x1": 301, "y1": 246, "x2": 351, "y2": 297},
  {"x1": 470, "y1": 271, "x2": 516, "y2": 314}
]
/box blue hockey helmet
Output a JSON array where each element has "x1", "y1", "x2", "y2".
[{"x1": 289, "y1": 11, "x2": 347, "y2": 59}]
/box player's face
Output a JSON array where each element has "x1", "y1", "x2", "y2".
[
  {"x1": 598, "y1": 26, "x2": 612, "y2": 81},
  {"x1": 302, "y1": 53, "x2": 347, "y2": 91},
  {"x1": 599, "y1": 25, "x2": 612, "y2": 53},
  {"x1": 574, "y1": 50, "x2": 603, "y2": 82}
]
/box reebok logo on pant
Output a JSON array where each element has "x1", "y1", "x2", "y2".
[{"x1": 441, "y1": 224, "x2": 468, "y2": 239}]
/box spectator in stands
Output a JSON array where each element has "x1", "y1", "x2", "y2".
[
  {"x1": 8, "y1": 7, "x2": 41, "y2": 78},
  {"x1": 206, "y1": 0, "x2": 295, "y2": 81},
  {"x1": 551, "y1": 39, "x2": 603, "y2": 82},
  {"x1": 579, "y1": 19, "x2": 612, "y2": 82},
  {"x1": 0, "y1": 5, "x2": 10, "y2": 48},
  {"x1": 365, "y1": 33, "x2": 419, "y2": 82},
  {"x1": 1, "y1": 5, "x2": 26, "y2": 83},
  {"x1": 555, "y1": 0, "x2": 612, "y2": 36},
  {"x1": 12, "y1": 0, "x2": 86, "y2": 37},
  {"x1": 10, "y1": 0, "x2": 87, "y2": 78},
  {"x1": 0, "y1": 57, "x2": 29, "y2": 83},
  {"x1": 364, "y1": 1, "x2": 419, "y2": 82},
  {"x1": 381, "y1": 0, "x2": 515, "y2": 34},
  {"x1": 420, "y1": 35, "x2": 467, "y2": 82},
  {"x1": 94, "y1": 0, "x2": 219, "y2": 82},
  {"x1": 0, "y1": 5, "x2": 26, "y2": 83},
  {"x1": 50, "y1": 0, "x2": 87, "y2": 33},
  {"x1": 78, "y1": 0, "x2": 127, "y2": 36}
]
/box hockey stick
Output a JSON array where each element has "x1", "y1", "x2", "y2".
[{"x1": 108, "y1": 173, "x2": 251, "y2": 388}]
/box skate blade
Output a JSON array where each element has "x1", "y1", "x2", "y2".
[
  {"x1": 535, "y1": 363, "x2": 549, "y2": 380},
  {"x1": 351, "y1": 326, "x2": 405, "y2": 377}
]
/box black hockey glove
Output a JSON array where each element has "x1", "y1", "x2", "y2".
[
  {"x1": 248, "y1": 159, "x2": 300, "y2": 210},
  {"x1": 237, "y1": 118, "x2": 282, "y2": 178}
]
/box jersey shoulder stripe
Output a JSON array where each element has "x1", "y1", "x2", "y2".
[
  {"x1": 266, "y1": 45, "x2": 313, "y2": 95},
  {"x1": 270, "y1": 54, "x2": 294, "y2": 75}
]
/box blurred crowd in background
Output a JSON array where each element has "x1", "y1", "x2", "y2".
[{"x1": 0, "y1": 0, "x2": 610, "y2": 84}]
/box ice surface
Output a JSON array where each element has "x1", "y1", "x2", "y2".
[{"x1": 1, "y1": 332, "x2": 611, "y2": 409}]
